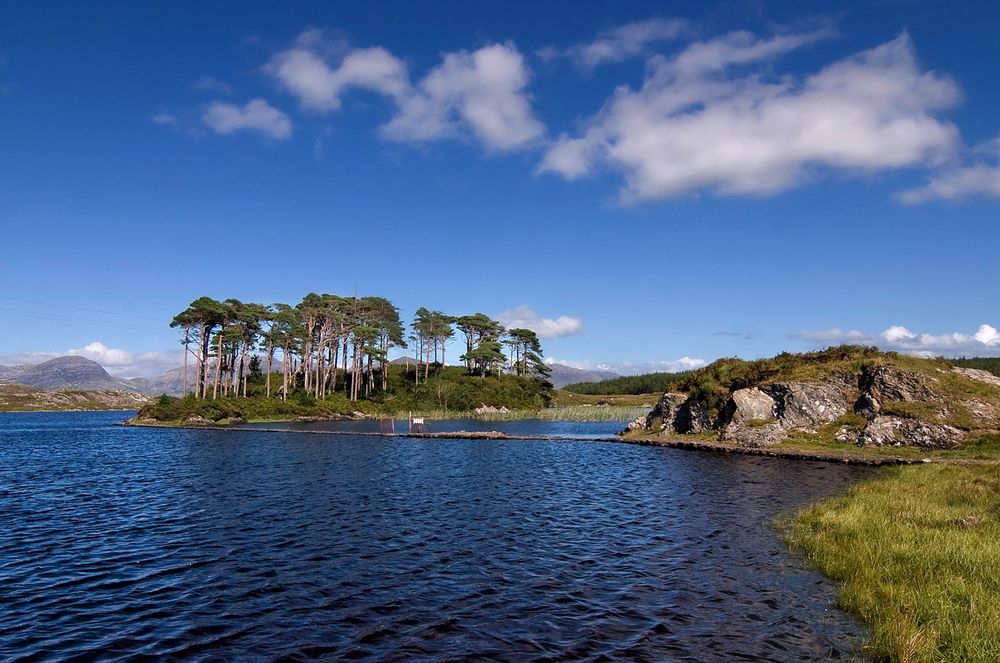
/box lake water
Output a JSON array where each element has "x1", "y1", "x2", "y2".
[{"x1": 0, "y1": 411, "x2": 875, "y2": 661}]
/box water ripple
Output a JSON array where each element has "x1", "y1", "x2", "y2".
[{"x1": 0, "y1": 412, "x2": 874, "y2": 661}]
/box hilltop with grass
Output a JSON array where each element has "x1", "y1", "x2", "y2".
[{"x1": 623, "y1": 345, "x2": 1000, "y2": 457}]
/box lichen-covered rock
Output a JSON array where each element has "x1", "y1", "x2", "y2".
[
  {"x1": 953, "y1": 367, "x2": 1000, "y2": 388},
  {"x1": 721, "y1": 420, "x2": 786, "y2": 447},
  {"x1": 723, "y1": 388, "x2": 776, "y2": 424},
  {"x1": 763, "y1": 381, "x2": 849, "y2": 427},
  {"x1": 859, "y1": 365, "x2": 938, "y2": 404},
  {"x1": 622, "y1": 415, "x2": 647, "y2": 433},
  {"x1": 858, "y1": 415, "x2": 964, "y2": 449}
]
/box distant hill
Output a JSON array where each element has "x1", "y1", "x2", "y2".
[
  {"x1": 0, "y1": 382, "x2": 149, "y2": 411},
  {"x1": 124, "y1": 366, "x2": 196, "y2": 396},
  {"x1": 547, "y1": 363, "x2": 619, "y2": 389},
  {"x1": 6, "y1": 356, "x2": 139, "y2": 391}
]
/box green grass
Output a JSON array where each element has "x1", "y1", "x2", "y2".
[{"x1": 784, "y1": 465, "x2": 1000, "y2": 662}]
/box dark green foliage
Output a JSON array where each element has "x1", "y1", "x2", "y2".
[
  {"x1": 564, "y1": 371, "x2": 694, "y2": 395},
  {"x1": 949, "y1": 357, "x2": 1000, "y2": 377}
]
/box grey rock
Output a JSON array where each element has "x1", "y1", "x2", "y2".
[
  {"x1": 763, "y1": 381, "x2": 849, "y2": 427},
  {"x1": 858, "y1": 415, "x2": 963, "y2": 449},
  {"x1": 953, "y1": 367, "x2": 1000, "y2": 389},
  {"x1": 723, "y1": 388, "x2": 776, "y2": 424},
  {"x1": 721, "y1": 420, "x2": 786, "y2": 447}
]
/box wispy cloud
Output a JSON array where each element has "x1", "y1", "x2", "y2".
[
  {"x1": 538, "y1": 31, "x2": 960, "y2": 203},
  {"x1": 548, "y1": 18, "x2": 690, "y2": 70},
  {"x1": 792, "y1": 324, "x2": 1000, "y2": 356},
  {"x1": 713, "y1": 330, "x2": 757, "y2": 340},
  {"x1": 193, "y1": 75, "x2": 235, "y2": 94},
  {"x1": 496, "y1": 305, "x2": 582, "y2": 338},
  {"x1": 202, "y1": 98, "x2": 292, "y2": 139},
  {"x1": 897, "y1": 136, "x2": 1000, "y2": 203},
  {"x1": 546, "y1": 356, "x2": 706, "y2": 375}
]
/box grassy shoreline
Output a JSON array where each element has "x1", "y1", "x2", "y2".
[{"x1": 783, "y1": 465, "x2": 1000, "y2": 662}]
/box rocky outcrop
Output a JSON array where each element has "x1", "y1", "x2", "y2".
[
  {"x1": 723, "y1": 388, "x2": 776, "y2": 424},
  {"x1": 624, "y1": 361, "x2": 984, "y2": 449},
  {"x1": 855, "y1": 365, "x2": 937, "y2": 419},
  {"x1": 858, "y1": 415, "x2": 963, "y2": 449},
  {"x1": 634, "y1": 392, "x2": 712, "y2": 435},
  {"x1": 953, "y1": 367, "x2": 1000, "y2": 389},
  {"x1": 762, "y1": 381, "x2": 848, "y2": 427}
]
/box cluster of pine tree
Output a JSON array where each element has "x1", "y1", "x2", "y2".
[{"x1": 170, "y1": 295, "x2": 552, "y2": 403}]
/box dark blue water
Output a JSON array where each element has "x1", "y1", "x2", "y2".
[{"x1": 0, "y1": 411, "x2": 874, "y2": 661}]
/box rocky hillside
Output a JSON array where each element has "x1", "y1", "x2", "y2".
[
  {"x1": 1, "y1": 356, "x2": 138, "y2": 391},
  {"x1": 624, "y1": 346, "x2": 1000, "y2": 450},
  {"x1": 0, "y1": 383, "x2": 149, "y2": 411}
]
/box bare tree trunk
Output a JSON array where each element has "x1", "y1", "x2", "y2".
[
  {"x1": 266, "y1": 343, "x2": 273, "y2": 399},
  {"x1": 212, "y1": 331, "x2": 222, "y2": 399}
]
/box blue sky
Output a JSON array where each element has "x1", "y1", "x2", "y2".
[{"x1": 2, "y1": 0, "x2": 999, "y2": 377}]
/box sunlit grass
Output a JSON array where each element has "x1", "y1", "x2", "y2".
[{"x1": 784, "y1": 465, "x2": 1000, "y2": 662}]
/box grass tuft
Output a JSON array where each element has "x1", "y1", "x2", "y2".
[{"x1": 783, "y1": 465, "x2": 1000, "y2": 662}]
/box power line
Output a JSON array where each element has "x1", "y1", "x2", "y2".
[
  {"x1": 0, "y1": 296, "x2": 166, "y2": 322},
  {"x1": 0, "y1": 306, "x2": 165, "y2": 333}
]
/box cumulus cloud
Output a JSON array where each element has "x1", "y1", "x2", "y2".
[
  {"x1": 897, "y1": 136, "x2": 1000, "y2": 203},
  {"x1": 0, "y1": 342, "x2": 183, "y2": 378},
  {"x1": 538, "y1": 31, "x2": 960, "y2": 203},
  {"x1": 496, "y1": 305, "x2": 582, "y2": 338},
  {"x1": 383, "y1": 43, "x2": 545, "y2": 151},
  {"x1": 268, "y1": 39, "x2": 409, "y2": 111},
  {"x1": 545, "y1": 356, "x2": 706, "y2": 375},
  {"x1": 792, "y1": 324, "x2": 1000, "y2": 357},
  {"x1": 556, "y1": 18, "x2": 689, "y2": 70},
  {"x1": 268, "y1": 31, "x2": 544, "y2": 152},
  {"x1": 202, "y1": 99, "x2": 292, "y2": 139}
]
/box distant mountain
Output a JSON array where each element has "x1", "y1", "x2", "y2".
[
  {"x1": 9, "y1": 356, "x2": 139, "y2": 391},
  {"x1": 124, "y1": 366, "x2": 195, "y2": 396},
  {"x1": 547, "y1": 363, "x2": 620, "y2": 389}
]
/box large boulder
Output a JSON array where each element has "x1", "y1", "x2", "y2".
[
  {"x1": 858, "y1": 415, "x2": 964, "y2": 449},
  {"x1": 763, "y1": 381, "x2": 849, "y2": 427},
  {"x1": 723, "y1": 388, "x2": 776, "y2": 424}
]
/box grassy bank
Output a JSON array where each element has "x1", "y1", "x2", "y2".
[
  {"x1": 132, "y1": 392, "x2": 650, "y2": 425},
  {"x1": 784, "y1": 465, "x2": 1000, "y2": 662}
]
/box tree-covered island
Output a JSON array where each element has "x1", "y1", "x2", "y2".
[{"x1": 134, "y1": 294, "x2": 558, "y2": 424}]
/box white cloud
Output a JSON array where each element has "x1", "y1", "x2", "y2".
[
  {"x1": 538, "y1": 32, "x2": 960, "y2": 203},
  {"x1": 0, "y1": 342, "x2": 183, "y2": 378},
  {"x1": 268, "y1": 32, "x2": 544, "y2": 152},
  {"x1": 559, "y1": 18, "x2": 689, "y2": 70},
  {"x1": 383, "y1": 43, "x2": 545, "y2": 152},
  {"x1": 792, "y1": 324, "x2": 1000, "y2": 357},
  {"x1": 545, "y1": 356, "x2": 706, "y2": 375},
  {"x1": 268, "y1": 42, "x2": 409, "y2": 111},
  {"x1": 496, "y1": 305, "x2": 582, "y2": 338},
  {"x1": 897, "y1": 136, "x2": 1000, "y2": 203},
  {"x1": 202, "y1": 99, "x2": 292, "y2": 139}
]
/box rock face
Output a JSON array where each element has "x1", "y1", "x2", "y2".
[
  {"x1": 639, "y1": 393, "x2": 711, "y2": 434},
  {"x1": 624, "y1": 361, "x2": 986, "y2": 449},
  {"x1": 858, "y1": 415, "x2": 963, "y2": 449}
]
